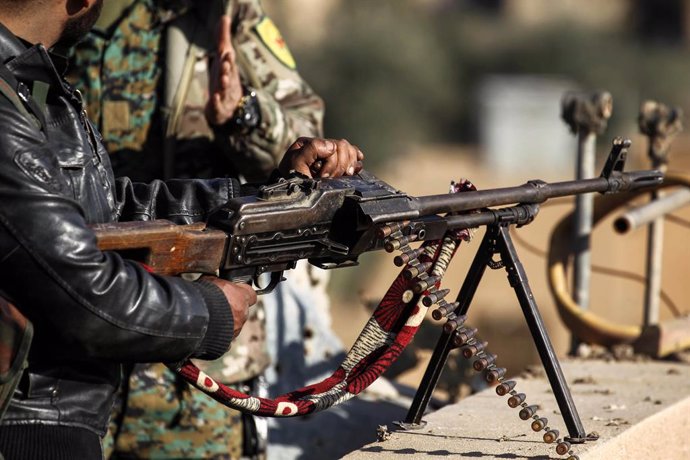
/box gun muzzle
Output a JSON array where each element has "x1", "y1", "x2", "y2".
[{"x1": 624, "y1": 170, "x2": 665, "y2": 191}]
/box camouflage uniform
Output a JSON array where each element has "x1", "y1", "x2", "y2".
[{"x1": 68, "y1": 1, "x2": 324, "y2": 458}]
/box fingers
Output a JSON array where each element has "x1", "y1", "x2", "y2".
[
  {"x1": 214, "y1": 15, "x2": 236, "y2": 83},
  {"x1": 279, "y1": 137, "x2": 365, "y2": 178},
  {"x1": 219, "y1": 57, "x2": 233, "y2": 90},
  {"x1": 231, "y1": 282, "x2": 258, "y2": 306},
  {"x1": 217, "y1": 15, "x2": 233, "y2": 56},
  {"x1": 287, "y1": 136, "x2": 309, "y2": 152},
  {"x1": 206, "y1": 15, "x2": 242, "y2": 126},
  {"x1": 214, "y1": 15, "x2": 237, "y2": 91},
  {"x1": 353, "y1": 146, "x2": 365, "y2": 174},
  {"x1": 317, "y1": 139, "x2": 363, "y2": 178},
  {"x1": 279, "y1": 137, "x2": 334, "y2": 176},
  {"x1": 201, "y1": 276, "x2": 257, "y2": 339},
  {"x1": 319, "y1": 140, "x2": 345, "y2": 177},
  {"x1": 308, "y1": 138, "x2": 337, "y2": 167},
  {"x1": 353, "y1": 159, "x2": 364, "y2": 174}
]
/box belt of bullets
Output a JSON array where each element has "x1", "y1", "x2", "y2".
[{"x1": 381, "y1": 224, "x2": 581, "y2": 460}]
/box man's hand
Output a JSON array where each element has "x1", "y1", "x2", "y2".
[
  {"x1": 279, "y1": 137, "x2": 364, "y2": 178},
  {"x1": 201, "y1": 276, "x2": 257, "y2": 339},
  {"x1": 205, "y1": 15, "x2": 243, "y2": 126}
]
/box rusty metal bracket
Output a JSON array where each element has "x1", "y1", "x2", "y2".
[
  {"x1": 639, "y1": 100, "x2": 683, "y2": 166},
  {"x1": 561, "y1": 91, "x2": 613, "y2": 135}
]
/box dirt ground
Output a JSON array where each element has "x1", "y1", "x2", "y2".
[{"x1": 328, "y1": 137, "x2": 690, "y2": 401}]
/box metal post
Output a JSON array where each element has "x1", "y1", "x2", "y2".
[
  {"x1": 573, "y1": 131, "x2": 595, "y2": 318},
  {"x1": 614, "y1": 189, "x2": 690, "y2": 234},
  {"x1": 644, "y1": 181, "x2": 665, "y2": 326},
  {"x1": 638, "y1": 101, "x2": 683, "y2": 326},
  {"x1": 561, "y1": 91, "x2": 612, "y2": 353}
]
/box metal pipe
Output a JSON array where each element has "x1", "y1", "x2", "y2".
[
  {"x1": 444, "y1": 204, "x2": 540, "y2": 230},
  {"x1": 644, "y1": 187, "x2": 664, "y2": 327},
  {"x1": 560, "y1": 91, "x2": 612, "y2": 354},
  {"x1": 573, "y1": 132, "x2": 596, "y2": 319},
  {"x1": 637, "y1": 100, "x2": 683, "y2": 327},
  {"x1": 614, "y1": 188, "x2": 690, "y2": 234}
]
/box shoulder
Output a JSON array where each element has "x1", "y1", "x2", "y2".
[
  {"x1": 0, "y1": 79, "x2": 41, "y2": 130},
  {"x1": 0, "y1": 93, "x2": 44, "y2": 145},
  {"x1": 0, "y1": 98, "x2": 66, "y2": 195},
  {"x1": 0, "y1": 83, "x2": 52, "y2": 170},
  {"x1": 232, "y1": 1, "x2": 300, "y2": 74}
]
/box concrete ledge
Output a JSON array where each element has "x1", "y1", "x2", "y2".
[{"x1": 344, "y1": 359, "x2": 690, "y2": 459}]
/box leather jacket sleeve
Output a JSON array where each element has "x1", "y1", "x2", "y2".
[
  {"x1": 113, "y1": 175, "x2": 240, "y2": 224},
  {"x1": 0, "y1": 98, "x2": 234, "y2": 364}
]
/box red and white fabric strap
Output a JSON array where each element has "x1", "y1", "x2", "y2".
[{"x1": 172, "y1": 181, "x2": 475, "y2": 417}]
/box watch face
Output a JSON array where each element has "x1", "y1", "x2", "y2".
[
  {"x1": 233, "y1": 92, "x2": 260, "y2": 132},
  {"x1": 243, "y1": 96, "x2": 260, "y2": 127}
]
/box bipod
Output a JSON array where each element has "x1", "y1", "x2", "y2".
[{"x1": 398, "y1": 208, "x2": 597, "y2": 445}]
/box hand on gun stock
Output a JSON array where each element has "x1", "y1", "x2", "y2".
[{"x1": 201, "y1": 276, "x2": 256, "y2": 339}]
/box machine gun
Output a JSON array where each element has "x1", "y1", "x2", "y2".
[
  {"x1": 93, "y1": 137, "x2": 662, "y2": 460},
  {"x1": 95, "y1": 137, "x2": 659, "y2": 292}
]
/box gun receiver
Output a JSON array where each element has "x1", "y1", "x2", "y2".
[{"x1": 93, "y1": 137, "x2": 662, "y2": 293}]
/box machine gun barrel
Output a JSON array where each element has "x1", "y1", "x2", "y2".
[
  {"x1": 416, "y1": 172, "x2": 662, "y2": 217},
  {"x1": 415, "y1": 137, "x2": 660, "y2": 217}
]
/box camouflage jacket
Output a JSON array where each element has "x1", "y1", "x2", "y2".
[
  {"x1": 68, "y1": 0, "x2": 325, "y2": 383},
  {"x1": 69, "y1": 0, "x2": 324, "y2": 182},
  {"x1": 164, "y1": 0, "x2": 325, "y2": 181}
]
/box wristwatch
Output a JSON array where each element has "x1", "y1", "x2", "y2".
[{"x1": 227, "y1": 87, "x2": 261, "y2": 134}]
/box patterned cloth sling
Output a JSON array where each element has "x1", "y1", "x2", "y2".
[{"x1": 171, "y1": 181, "x2": 475, "y2": 417}]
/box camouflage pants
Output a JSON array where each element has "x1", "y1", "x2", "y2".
[{"x1": 104, "y1": 363, "x2": 244, "y2": 460}]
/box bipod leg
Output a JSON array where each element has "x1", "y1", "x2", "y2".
[
  {"x1": 494, "y1": 225, "x2": 593, "y2": 443},
  {"x1": 398, "y1": 229, "x2": 494, "y2": 429}
]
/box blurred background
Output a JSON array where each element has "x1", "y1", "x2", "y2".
[
  {"x1": 263, "y1": 0, "x2": 690, "y2": 443},
  {"x1": 266, "y1": 0, "x2": 690, "y2": 167}
]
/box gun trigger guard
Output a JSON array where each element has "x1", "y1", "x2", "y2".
[{"x1": 254, "y1": 271, "x2": 285, "y2": 295}]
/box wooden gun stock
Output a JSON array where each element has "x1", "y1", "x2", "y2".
[{"x1": 92, "y1": 220, "x2": 228, "y2": 276}]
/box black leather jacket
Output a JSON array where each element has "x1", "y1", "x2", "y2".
[{"x1": 0, "y1": 24, "x2": 238, "y2": 435}]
